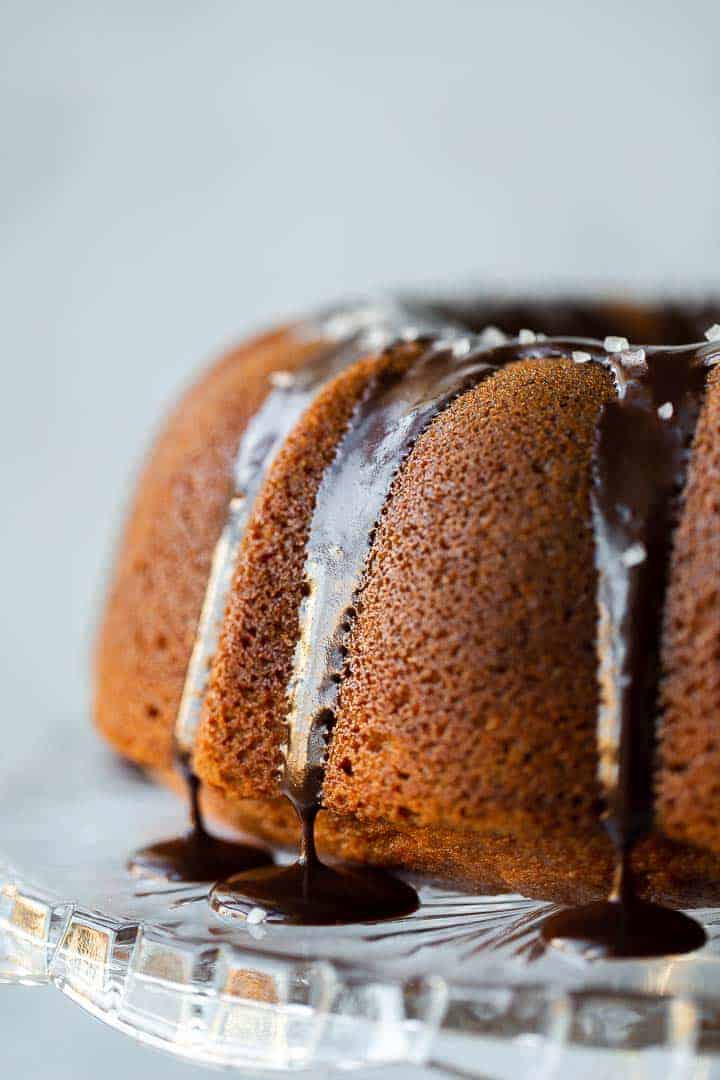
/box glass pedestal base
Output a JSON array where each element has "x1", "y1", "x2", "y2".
[{"x1": 4, "y1": 746, "x2": 720, "y2": 1076}]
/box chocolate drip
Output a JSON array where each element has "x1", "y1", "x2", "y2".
[
  {"x1": 128, "y1": 753, "x2": 273, "y2": 882},
  {"x1": 542, "y1": 342, "x2": 716, "y2": 958},
  {"x1": 283, "y1": 339, "x2": 504, "y2": 813}
]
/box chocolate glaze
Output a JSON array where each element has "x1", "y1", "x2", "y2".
[
  {"x1": 128, "y1": 753, "x2": 273, "y2": 882},
  {"x1": 541, "y1": 340, "x2": 717, "y2": 957},
  {"x1": 282, "y1": 339, "x2": 503, "y2": 813}
]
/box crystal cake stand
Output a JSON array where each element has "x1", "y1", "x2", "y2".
[{"x1": 4, "y1": 741, "x2": 720, "y2": 1077}]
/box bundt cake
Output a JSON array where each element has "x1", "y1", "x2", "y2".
[{"x1": 94, "y1": 297, "x2": 720, "y2": 914}]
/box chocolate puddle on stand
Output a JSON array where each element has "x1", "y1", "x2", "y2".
[{"x1": 541, "y1": 344, "x2": 713, "y2": 958}]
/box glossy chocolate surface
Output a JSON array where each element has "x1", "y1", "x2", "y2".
[{"x1": 542, "y1": 340, "x2": 714, "y2": 956}]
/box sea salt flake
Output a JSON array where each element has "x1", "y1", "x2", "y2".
[
  {"x1": 518, "y1": 328, "x2": 537, "y2": 344},
  {"x1": 620, "y1": 542, "x2": 647, "y2": 568},
  {"x1": 572, "y1": 350, "x2": 592, "y2": 364},
  {"x1": 246, "y1": 907, "x2": 267, "y2": 925},
  {"x1": 479, "y1": 325, "x2": 507, "y2": 347},
  {"x1": 401, "y1": 326, "x2": 420, "y2": 342},
  {"x1": 452, "y1": 337, "x2": 472, "y2": 357},
  {"x1": 363, "y1": 328, "x2": 392, "y2": 351},
  {"x1": 705, "y1": 323, "x2": 720, "y2": 342},
  {"x1": 619, "y1": 347, "x2": 646, "y2": 369},
  {"x1": 270, "y1": 370, "x2": 296, "y2": 389},
  {"x1": 657, "y1": 401, "x2": 674, "y2": 420},
  {"x1": 604, "y1": 335, "x2": 630, "y2": 354}
]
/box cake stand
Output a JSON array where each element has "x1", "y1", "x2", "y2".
[{"x1": 4, "y1": 739, "x2": 720, "y2": 1078}]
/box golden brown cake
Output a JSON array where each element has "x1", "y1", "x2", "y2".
[{"x1": 94, "y1": 298, "x2": 720, "y2": 905}]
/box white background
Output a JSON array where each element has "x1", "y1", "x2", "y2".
[{"x1": 1, "y1": 1, "x2": 719, "y2": 1076}]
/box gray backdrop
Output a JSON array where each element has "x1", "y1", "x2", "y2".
[{"x1": 1, "y1": 1, "x2": 718, "y2": 1076}]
